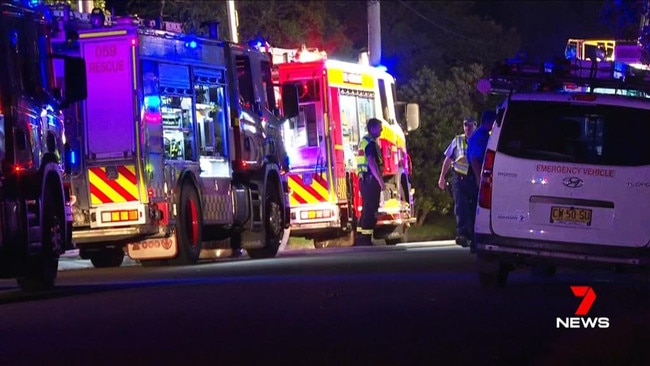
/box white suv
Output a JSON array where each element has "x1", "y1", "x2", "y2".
[{"x1": 474, "y1": 65, "x2": 650, "y2": 287}]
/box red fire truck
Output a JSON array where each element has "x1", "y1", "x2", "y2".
[
  {"x1": 0, "y1": 0, "x2": 87, "y2": 290},
  {"x1": 49, "y1": 7, "x2": 298, "y2": 267},
  {"x1": 273, "y1": 46, "x2": 420, "y2": 247}
]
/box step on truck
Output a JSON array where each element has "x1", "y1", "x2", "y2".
[
  {"x1": 50, "y1": 7, "x2": 299, "y2": 267},
  {"x1": 0, "y1": 0, "x2": 87, "y2": 290}
]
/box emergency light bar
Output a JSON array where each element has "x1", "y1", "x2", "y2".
[
  {"x1": 481, "y1": 57, "x2": 650, "y2": 96},
  {"x1": 49, "y1": 5, "x2": 184, "y2": 33}
]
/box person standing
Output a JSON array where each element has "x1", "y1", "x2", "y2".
[
  {"x1": 355, "y1": 118, "x2": 385, "y2": 246},
  {"x1": 468, "y1": 109, "x2": 497, "y2": 188},
  {"x1": 437, "y1": 117, "x2": 477, "y2": 248}
]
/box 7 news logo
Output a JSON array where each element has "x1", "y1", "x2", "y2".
[{"x1": 556, "y1": 286, "x2": 610, "y2": 329}]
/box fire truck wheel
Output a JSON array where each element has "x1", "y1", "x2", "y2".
[
  {"x1": 17, "y1": 183, "x2": 62, "y2": 292},
  {"x1": 385, "y1": 226, "x2": 408, "y2": 246},
  {"x1": 90, "y1": 248, "x2": 125, "y2": 268},
  {"x1": 247, "y1": 182, "x2": 282, "y2": 259},
  {"x1": 173, "y1": 184, "x2": 203, "y2": 265}
]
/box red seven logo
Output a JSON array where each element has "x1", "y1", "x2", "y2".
[{"x1": 570, "y1": 286, "x2": 597, "y2": 316}]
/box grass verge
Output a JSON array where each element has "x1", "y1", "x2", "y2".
[{"x1": 286, "y1": 214, "x2": 456, "y2": 249}]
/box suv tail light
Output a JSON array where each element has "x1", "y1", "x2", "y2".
[{"x1": 478, "y1": 149, "x2": 495, "y2": 209}]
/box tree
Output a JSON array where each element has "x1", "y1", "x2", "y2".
[
  {"x1": 125, "y1": 1, "x2": 354, "y2": 59},
  {"x1": 600, "y1": 0, "x2": 644, "y2": 40},
  {"x1": 379, "y1": 1, "x2": 521, "y2": 81},
  {"x1": 44, "y1": 0, "x2": 107, "y2": 12},
  {"x1": 399, "y1": 64, "x2": 492, "y2": 225}
]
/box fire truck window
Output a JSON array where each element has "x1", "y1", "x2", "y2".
[
  {"x1": 301, "y1": 104, "x2": 318, "y2": 147},
  {"x1": 236, "y1": 55, "x2": 255, "y2": 109},
  {"x1": 298, "y1": 80, "x2": 320, "y2": 103},
  {"x1": 161, "y1": 95, "x2": 195, "y2": 161},
  {"x1": 339, "y1": 91, "x2": 375, "y2": 169},
  {"x1": 195, "y1": 84, "x2": 227, "y2": 158},
  {"x1": 260, "y1": 60, "x2": 276, "y2": 111},
  {"x1": 5, "y1": 15, "x2": 45, "y2": 98},
  {"x1": 378, "y1": 79, "x2": 390, "y2": 122}
]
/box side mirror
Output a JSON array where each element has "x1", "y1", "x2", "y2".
[
  {"x1": 281, "y1": 83, "x2": 299, "y2": 119},
  {"x1": 406, "y1": 103, "x2": 420, "y2": 132},
  {"x1": 60, "y1": 56, "x2": 88, "y2": 109}
]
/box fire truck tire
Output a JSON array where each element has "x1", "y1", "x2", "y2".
[
  {"x1": 90, "y1": 248, "x2": 125, "y2": 268},
  {"x1": 16, "y1": 180, "x2": 62, "y2": 292},
  {"x1": 385, "y1": 233, "x2": 407, "y2": 246},
  {"x1": 173, "y1": 184, "x2": 203, "y2": 265},
  {"x1": 247, "y1": 181, "x2": 282, "y2": 259}
]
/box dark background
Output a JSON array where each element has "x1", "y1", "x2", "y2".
[{"x1": 104, "y1": 0, "x2": 614, "y2": 62}]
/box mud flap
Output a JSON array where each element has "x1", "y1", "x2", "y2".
[{"x1": 127, "y1": 235, "x2": 178, "y2": 260}]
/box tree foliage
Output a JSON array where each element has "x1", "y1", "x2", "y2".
[
  {"x1": 599, "y1": 0, "x2": 643, "y2": 40},
  {"x1": 380, "y1": 1, "x2": 522, "y2": 81},
  {"x1": 399, "y1": 64, "x2": 493, "y2": 224},
  {"x1": 44, "y1": 0, "x2": 106, "y2": 12},
  {"x1": 125, "y1": 0, "x2": 353, "y2": 59}
]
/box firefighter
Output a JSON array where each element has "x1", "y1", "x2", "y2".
[
  {"x1": 437, "y1": 117, "x2": 477, "y2": 248},
  {"x1": 355, "y1": 118, "x2": 385, "y2": 246}
]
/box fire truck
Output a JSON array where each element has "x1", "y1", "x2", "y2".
[
  {"x1": 565, "y1": 38, "x2": 645, "y2": 66},
  {"x1": 0, "y1": 0, "x2": 87, "y2": 290},
  {"x1": 272, "y1": 46, "x2": 420, "y2": 248},
  {"x1": 49, "y1": 6, "x2": 298, "y2": 267}
]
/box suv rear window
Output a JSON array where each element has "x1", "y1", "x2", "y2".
[{"x1": 497, "y1": 100, "x2": 650, "y2": 166}]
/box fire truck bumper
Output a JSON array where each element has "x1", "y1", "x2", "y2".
[
  {"x1": 72, "y1": 225, "x2": 159, "y2": 245},
  {"x1": 376, "y1": 199, "x2": 416, "y2": 226},
  {"x1": 289, "y1": 204, "x2": 342, "y2": 235},
  {"x1": 375, "y1": 212, "x2": 417, "y2": 227}
]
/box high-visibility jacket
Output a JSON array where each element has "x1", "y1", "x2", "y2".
[
  {"x1": 452, "y1": 134, "x2": 469, "y2": 175},
  {"x1": 356, "y1": 134, "x2": 383, "y2": 175}
]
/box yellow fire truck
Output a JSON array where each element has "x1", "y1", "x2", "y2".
[{"x1": 272, "y1": 46, "x2": 420, "y2": 247}]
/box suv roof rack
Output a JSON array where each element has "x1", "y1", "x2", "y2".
[{"x1": 482, "y1": 57, "x2": 650, "y2": 96}]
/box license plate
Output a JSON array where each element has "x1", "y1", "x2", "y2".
[{"x1": 550, "y1": 206, "x2": 592, "y2": 226}]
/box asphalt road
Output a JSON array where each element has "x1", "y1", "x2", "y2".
[{"x1": 1, "y1": 242, "x2": 650, "y2": 365}]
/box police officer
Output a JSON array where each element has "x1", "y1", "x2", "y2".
[
  {"x1": 437, "y1": 117, "x2": 477, "y2": 248},
  {"x1": 355, "y1": 118, "x2": 385, "y2": 246}
]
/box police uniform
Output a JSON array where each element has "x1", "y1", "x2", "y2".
[
  {"x1": 355, "y1": 134, "x2": 384, "y2": 246},
  {"x1": 445, "y1": 133, "x2": 477, "y2": 246}
]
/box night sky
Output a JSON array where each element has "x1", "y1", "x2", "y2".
[
  {"x1": 474, "y1": 1, "x2": 612, "y2": 61},
  {"x1": 104, "y1": 0, "x2": 614, "y2": 62}
]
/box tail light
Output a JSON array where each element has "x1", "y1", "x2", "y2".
[{"x1": 478, "y1": 149, "x2": 495, "y2": 209}]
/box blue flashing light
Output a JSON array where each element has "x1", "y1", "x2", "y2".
[
  {"x1": 70, "y1": 149, "x2": 77, "y2": 166},
  {"x1": 376, "y1": 64, "x2": 388, "y2": 73},
  {"x1": 248, "y1": 38, "x2": 270, "y2": 52},
  {"x1": 185, "y1": 40, "x2": 198, "y2": 49},
  {"x1": 543, "y1": 61, "x2": 554, "y2": 73},
  {"x1": 144, "y1": 95, "x2": 161, "y2": 109}
]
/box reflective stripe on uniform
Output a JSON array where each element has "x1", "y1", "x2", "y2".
[
  {"x1": 356, "y1": 228, "x2": 373, "y2": 235},
  {"x1": 356, "y1": 134, "x2": 383, "y2": 175},
  {"x1": 453, "y1": 134, "x2": 469, "y2": 175},
  {"x1": 356, "y1": 135, "x2": 369, "y2": 173}
]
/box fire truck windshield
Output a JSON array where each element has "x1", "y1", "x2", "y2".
[{"x1": 0, "y1": 10, "x2": 52, "y2": 101}]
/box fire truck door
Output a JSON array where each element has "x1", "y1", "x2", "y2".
[{"x1": 194, "y1": 68, "x2": 233, "y2": 224}]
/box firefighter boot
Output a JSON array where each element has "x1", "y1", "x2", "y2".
[{"x1": 354, "y1": 233, "x2": 372, "y2": 247}]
